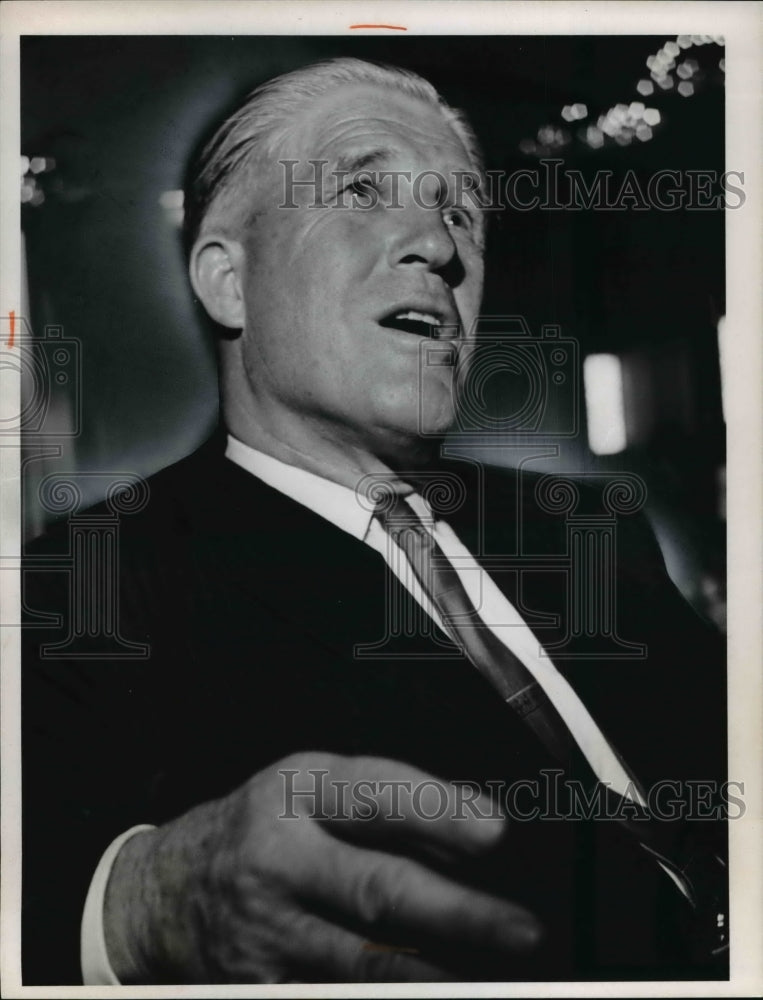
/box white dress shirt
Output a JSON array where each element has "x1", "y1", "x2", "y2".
[{"x1": 81, "y1": 435, "x2": 646, "y2": 984}]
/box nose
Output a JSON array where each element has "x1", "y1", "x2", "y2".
[{"x1": 387, "y1": 181, "x2": 462, "y2": 283}]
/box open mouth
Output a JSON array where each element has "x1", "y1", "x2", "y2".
[{"x1": 378, "y1": 309, "x2": 457, "y2": 340}]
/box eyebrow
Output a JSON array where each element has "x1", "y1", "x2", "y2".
[{"x1": 332, "y1": 148, "x2": 395, "y2": 176}]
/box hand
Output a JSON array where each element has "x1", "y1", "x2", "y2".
[{"x1": 103, "y1": 752, "x2": 542, "y2": 983}]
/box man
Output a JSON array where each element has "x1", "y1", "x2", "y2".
[{"x1": 22, "y1": 58, "x2": 727, "y2": 984}]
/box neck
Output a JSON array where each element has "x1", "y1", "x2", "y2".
[{"x1": 223, "y1": 394, "x2": 439, "y2": 492}]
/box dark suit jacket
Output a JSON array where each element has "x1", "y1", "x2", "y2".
[{"x1": 21, "y1": 436, "x2": 727, "y2": 983}]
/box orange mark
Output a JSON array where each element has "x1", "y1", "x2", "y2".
[
  {"x1": 7, "y1": 310, "x2": 15, "y2": 348},
  {"x1": 349, "y1": 24, "x2": 407, "y2": 30}
]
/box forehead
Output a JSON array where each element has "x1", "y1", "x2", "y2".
[{"x1": 286, "y1": 83, "x2": 474, "y2": 173}]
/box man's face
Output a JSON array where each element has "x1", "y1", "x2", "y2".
[{"x1": 234, "y1": 83, "x2": 485, "y2": 468}]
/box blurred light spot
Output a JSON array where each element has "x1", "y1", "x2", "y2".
[
  {"x1": 643, "y1": 107, "x2": 661, "y2": 126},
  {"x1": 717, "y1": 315, "x2": 727, "y2": 423},
  {"x1": 628, "y1": 101, "x2": 646, "y2": 119},
  {"x1": 20, "y1": 183, "x2": 34, "y2": 203},
  {"x1": 676, "y1": 62, "x2": 693, "y2": 80},
  {"x1": 700, "y1": 572, "x2": 726, "y2": 632},
  {"x1": 716, "y1": 465, "x2": 726, "y2": 521},
  {"x1": 635, "y1": 123, "x2": 653, "y2": 142},
  {"x1": 636, "y1": 79, "x2": 654, "y2": 96},
  {"x1": 691, "y1": 34, "x2": 707, "y2": 45},
  {"x1": 571, "y1": 102, "x2": 588, "y2": 120},
  {"x1": 561, "y1": 105, "x2": 574, "y2": 122},
  {"x1": 614, "y1": 131, "x2": 633, "y2": 146},
  {"x1": 159, "y1": 189, "x2": 184, "y2": 210},
  {"x1": 537, "y1": 125, "x2": 556, "y2": 145},
  {"x1": 585, "y1": 125, "x2": 604, "y2": 149},
  {"x1": 519, "y1": 138, "x2": 537, "y2": 155},
  {"x1": 159, "y1": 189, "x2": 185, "y2": 228},
  {"x1": 677, "y1": 35, "x2": 693, "y2": 49},
  {"x1": 20, "y1": 155, "x2": 30, "y2": 175},
  {"x1": 677, "y1": 80, "x2": 695, "y2": 97},
  {"x1": 664, "y1": 40, "x2": 680, "y2": 58},
  {"x1": 610, "y1": 104, "x2": 628, "y2": 124},
  {"x1": 30, "y1": 156, "x2": 46, "y2": 174},
  {"x1": 30, "y1": 187, "x2": 45, "y2": 207},
  {"x1": 719, "y1": 58, "x2": 725, "y2": 72},
  {"x1": 584, "y1": 354, "x2": 627, "y2": 455},
  {"x1": 656, "y1": 74, "x2": 675, "y2": 90}
]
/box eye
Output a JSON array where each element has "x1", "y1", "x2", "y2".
[
  {"x1": 337, "y1": 172, "x2": 382, "y2": 209},
  {"x1": 345, "y1": 173, "x2": 379, "y2": 196},
  {"x1": 442, "y1": 205, "x2": 472, "y2": 230}
]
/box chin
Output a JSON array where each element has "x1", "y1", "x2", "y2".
[
  {"x1": 376, "y1": 425, "x2": 447, "y2": 472},
  {"x1": 417, "y1": 404, "x2": 458, "y2": 442},
  {"x1": 368, "y1": 390, "x2": 455, "y2": 465}
]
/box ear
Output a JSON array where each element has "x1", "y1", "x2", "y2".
[{"x1": 189, "y1": 234, "x2": 247, "y2": 330}]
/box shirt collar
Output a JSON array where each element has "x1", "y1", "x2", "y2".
[{"x1": 225, "y1": 434, "x2": 381, "y2": 542}]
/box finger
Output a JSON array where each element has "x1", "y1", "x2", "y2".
[
  {"x1": 294, "y1": 827, "x2": 542, "y2": 955},
  {"x1": 283, "y1": 910, "x2": 460, "y2": 982},
  {"x1": 283, "y1": 754, "x2": 507, "y2": 857}
]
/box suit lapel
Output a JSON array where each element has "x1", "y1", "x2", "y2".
[{"x1": 174, "y1": 446, "x2": 429, "y2": 664}]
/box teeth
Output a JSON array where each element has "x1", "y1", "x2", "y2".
[{"x1": 394, "y1": 309, "x2": 441, "y2": 326}]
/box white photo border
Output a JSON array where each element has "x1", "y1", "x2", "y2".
[{"x1": 1, "y1": 2, "x2": 761, "y2": 997}]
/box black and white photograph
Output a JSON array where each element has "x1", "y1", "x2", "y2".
[{"x1": 1, "y1": 2, "x2": 761, "y2": 996}]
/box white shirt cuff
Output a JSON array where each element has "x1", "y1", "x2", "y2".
[{"x1": 80, "y1": 824, "x2": 156, "y2": 985}]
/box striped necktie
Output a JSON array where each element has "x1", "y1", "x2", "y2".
[{"x1": 375, "y1": 491, "x2": 728, "y2": 964}]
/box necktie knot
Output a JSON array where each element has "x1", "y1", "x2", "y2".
[{"x1": 374, "y1": 492, "x2": 434, "y2": 550}]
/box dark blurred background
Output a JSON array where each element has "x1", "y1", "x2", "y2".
[{"x1": 19, "y1": 35, "x2": 726, "y2": 626}]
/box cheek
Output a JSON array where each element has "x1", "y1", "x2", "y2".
[
  {"x1": 457, "y1": 262, "x2": 485, "y2": 330},
  {"x1": 278, "y1": 218, "x2": 377, "y2": 314}
]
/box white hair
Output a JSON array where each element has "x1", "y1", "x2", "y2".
[{"x1": 183, "y1": 57, "x2": 484, "y2": 254}]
